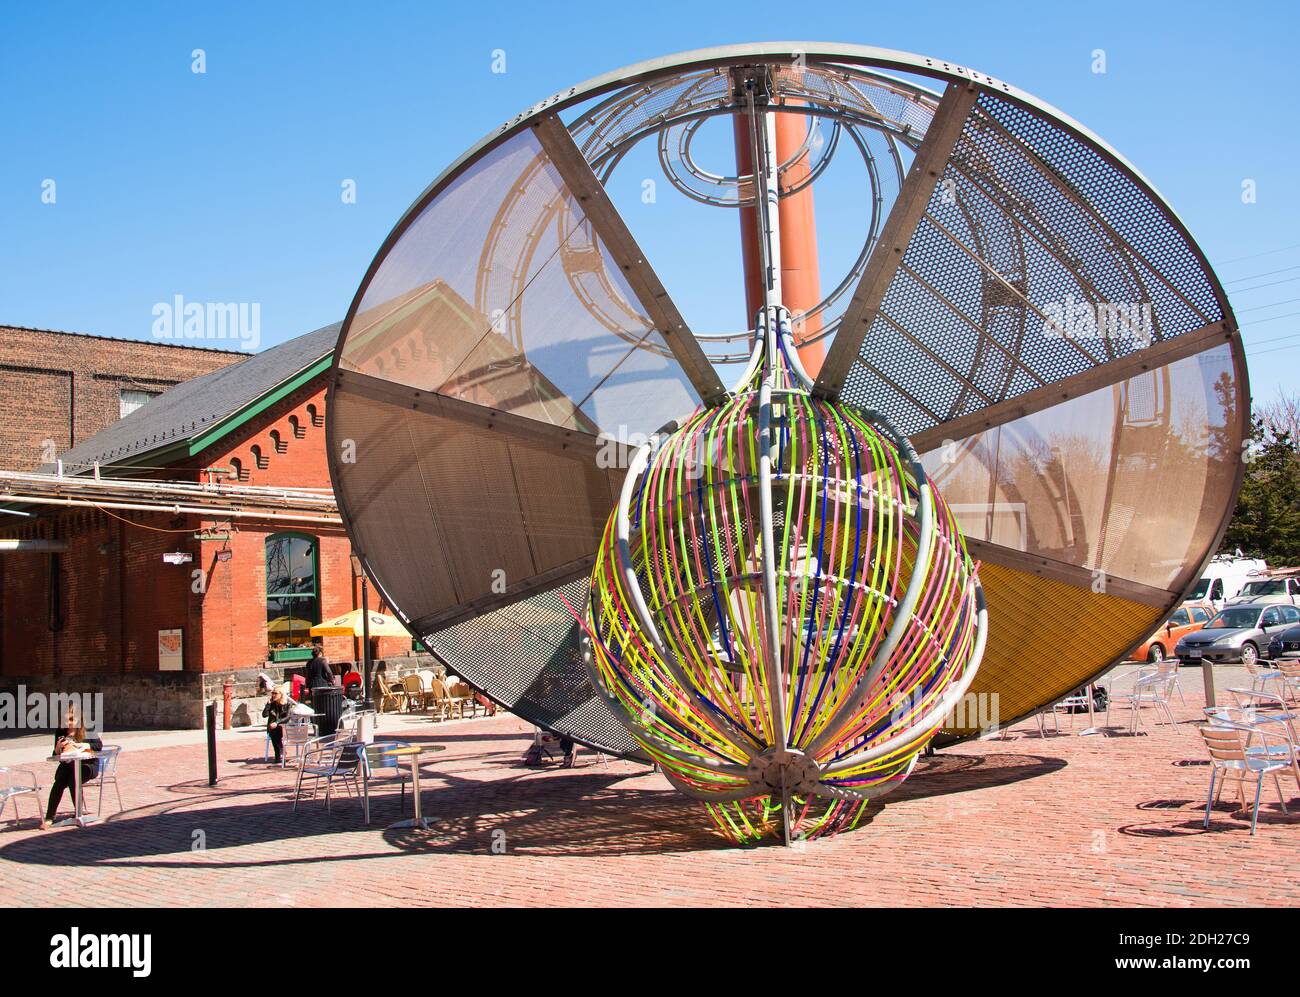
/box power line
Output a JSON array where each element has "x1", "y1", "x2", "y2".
[
  {"x1": 1225, "y1": 264, "x2": 1300, "y2": 286},
  {"x1": 1240, "y1": 310, "x2": 1300, "y2": 329},
  {"x1": 1243, "y1": 329, "x2": 1300, "y2": 349},
  {"x1": 1245, "y1": 341, "x2": 1300, "y2": 359},
  {"x1": 1228, "y1": 275, "x2": 1300, "y2": 295},
  {"x1": 1218, "y1": 242, "x2": 1300, "y2": 266},
  {"x1": 1238, "y1": 296, "x2": 1300, "y2": 313}
]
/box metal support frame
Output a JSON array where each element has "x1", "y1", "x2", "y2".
[
  {"x1": 814, "y1": 82, "x2": 980, "y2": 399},
  {"x1": 531, "y1": 114, "x2": 728, "y2": 406},
  {"x1": 907, "y1": 319, "x2": 1235, "y2": 456}
]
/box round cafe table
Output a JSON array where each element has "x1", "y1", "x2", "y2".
[
  {"x1": 380, "y1": 744, "x2": 445, "y2": 830},
  {"x1": 46, "y1": 749, "x2": 104, "y2": 828}
]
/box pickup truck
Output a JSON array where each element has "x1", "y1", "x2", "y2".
[{"x1": 1226, "y1": 575, "x2": 1300, "y2": 607}]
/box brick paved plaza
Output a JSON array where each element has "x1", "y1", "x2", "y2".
[{"x1": 0, "y1": 664, "x2": 1294, "y2": 908}]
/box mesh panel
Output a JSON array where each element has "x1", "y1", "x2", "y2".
[
  {"x1": 340, "y1": 127, "x2": 699, "y2": 438},
  {"x1": 421, "y1": 575, "x2": 641, "y2": 755},
  {"x1": 839, "y1": 92, "x2": 1226, "y2": 438},
  {"x1": 921, "y1": 345, "x2": 1240, "y2": 593},
  {"x1": 332, "y1": 384, "x2": 620, "y2": 624},
  {"x1": 942, "y1": 557, "x2": 1163, "y2": 737}
]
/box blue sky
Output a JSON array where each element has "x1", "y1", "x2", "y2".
[{"x1": 2, "y1": 0, "x2": 1297, "y2": 404}]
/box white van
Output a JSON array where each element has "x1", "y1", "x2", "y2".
[{"x1": 1184, "y1": 554, "x2": 1268, "y2": 613}]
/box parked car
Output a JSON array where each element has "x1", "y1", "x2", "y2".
[
  {"x1": 1266, "y1": 623, "x2": 1300, "y2": 661},
  {"x1": 1131, "y1": 605, "x2": 1211, "y2": 662},
  {"x1": 1176, "y1": 603, "x2": 1300, "y2": 666},
  {"x1": 1226, "y1": 574, "x2": 1300, "y2": 607}
]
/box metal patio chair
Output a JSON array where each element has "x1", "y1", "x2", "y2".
[
  {"x1": 1154, "y1": 659, "x2": 1187, "y2": 706},
  {"x1": 1274, "y1": 660, "x2": 1300, "y2": 705},
  {"x1": 269, "y1": 714, "x2": 316, "y2": 768},
  {"x1": 292, "y1": 732, "x2": 359, "y2": 813},
  {"x1": 1206, "y1": 701, "x2": 1300, "y2": 793},
  {"x1": 356, "y1": 740, "x2": 410, "y2": 824},
  {"x1": 83, "y1": 745, "x2": 123, "y2": 817},
  {"x1": 1243, "y1": 655, "x2": 1285, "y2": 697},
  {"x1": 1105, "y1": 669, "x2": 1177, "y2": 733},
  {"x1": 1199, "y1": 722, "x2": 1292, "y2": 835},
  {"x1": 0, "y1": 766, "x2": 41, "y2": 827}
]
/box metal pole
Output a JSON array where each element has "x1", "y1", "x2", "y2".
[
  {"x1": 360, "y1": 569, "x2": 373, "y2": 711},
  {"x1": 205, "y1": 701, "x2": 218, "y2": 786},
  {"x1": 744, "y1": 73, "x2": 794, "y2": 845}
]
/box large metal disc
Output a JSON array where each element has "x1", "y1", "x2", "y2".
[{"x1": 328, "y1": 43, "x2": 1246, "y2": 752}]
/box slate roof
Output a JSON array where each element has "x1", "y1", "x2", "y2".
[{"x1": 48, "y1": 322, "x2": 340, "y2": 472}]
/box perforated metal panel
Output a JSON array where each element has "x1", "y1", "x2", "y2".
[
  {"x1": 421, "y1": 575, "x2": 642, "y2": 755},
  {"x1": 838, "y1": 91, "x2": 1226, "y2": 437}
]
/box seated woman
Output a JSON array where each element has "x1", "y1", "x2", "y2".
[
  {"x1": 263, "y1": 687, "x2": 291, "y2": 764},
  {"x1": 40, "y1": 706, "x2": 102, "y2": 829}
]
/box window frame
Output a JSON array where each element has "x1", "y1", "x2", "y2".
[{"x1": 265, "y1": 532, "x2": 321, "y2": 647}]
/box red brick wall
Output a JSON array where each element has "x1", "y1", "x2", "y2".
[
  {"x1": 190, "y1": 382, "x2": 411, "y2": 671},
  {"x1": 0, "y1": 325, "x2": 242, "y2": 472},
  {"x1": 0, "y1": 509, "x2": 198, "y2": 677},
  {"x1": 0, "y1": 376, "x2": 413, "y2": 677}
]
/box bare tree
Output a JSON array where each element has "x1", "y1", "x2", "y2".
[{"x1": 1256, "y1": 389, "x2": 1300, "y2": 444}]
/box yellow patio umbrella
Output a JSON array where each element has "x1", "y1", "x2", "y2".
[
  {"x1": 267, "y1": 616, "x2": 315, "y2": 635},
  {"x1": 309, "y1": 609, "x2": 411, "y2": 638}
]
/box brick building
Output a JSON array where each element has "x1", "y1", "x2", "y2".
[
  {"x1": 0, "y1": 325, "x2": 243, "y2": 473},
  {"x1": 0, "y1": 323, "x2": 420, "y2": 727}
]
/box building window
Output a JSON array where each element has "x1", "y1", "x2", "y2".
[
  {"x1": 120, "y1": 388, "x2": 160, "y2": 418},
  {"x1": 265, "y1": 533, "x2": 319, "y2": 648}
]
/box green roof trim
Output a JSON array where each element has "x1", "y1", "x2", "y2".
[{"x1": 186, "y1": 353, "x2": 333, "y2": 457}]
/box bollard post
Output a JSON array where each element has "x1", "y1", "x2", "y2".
[
  {"x1": 222, "y1": 680, "x2": 234, "y2": 730},
  {"x1": 206, "y1": 701, "x2": 218, "y2": 787}
]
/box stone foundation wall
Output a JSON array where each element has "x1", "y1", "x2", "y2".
[{"x1": 0, "y1": 653, "x2": 438, "y2": 734}]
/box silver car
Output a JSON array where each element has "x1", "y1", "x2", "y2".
[{"x1": 1176, "y1": 604, "x2": 1300, "y2": 667}]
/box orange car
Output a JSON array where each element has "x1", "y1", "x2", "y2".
[{"x1": 1131, "y1": 605, "x2": 1211, "y2": 662}]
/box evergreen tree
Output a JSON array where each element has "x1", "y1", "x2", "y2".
[{"x1": 1220, "y1": 393, "x2": 1300, "y2": 563}]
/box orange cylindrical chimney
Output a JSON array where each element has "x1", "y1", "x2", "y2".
[{"x1": 734, "y1": 107, "x2": 825, "y2": 375}]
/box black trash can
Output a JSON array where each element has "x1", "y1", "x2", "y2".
[{"x1": 313, "y1": 686, "x2": 344, "y2": 737}]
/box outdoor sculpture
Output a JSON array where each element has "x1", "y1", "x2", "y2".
[
  {"x1": 583, "y1": 308, "x2": 985, "y2": 841},
  {"x1": 327, "y1": 44, "x2": 1247, "y2": 844}
]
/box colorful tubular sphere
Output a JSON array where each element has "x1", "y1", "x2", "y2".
[{"x1": 582, "y1": 348, "x2": 986, "y2": 843}]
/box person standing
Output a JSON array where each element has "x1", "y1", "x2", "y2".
[
  {"x1": 306, "y1": 646, "x2": 343, "y2": 736},
  {"x1": 306, "y1": 647, "x2": 334, "y2": 692}
]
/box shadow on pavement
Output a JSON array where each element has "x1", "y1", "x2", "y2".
[{"x1": 0, "y1": 749, "x2": 1064, "y2": 867}]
